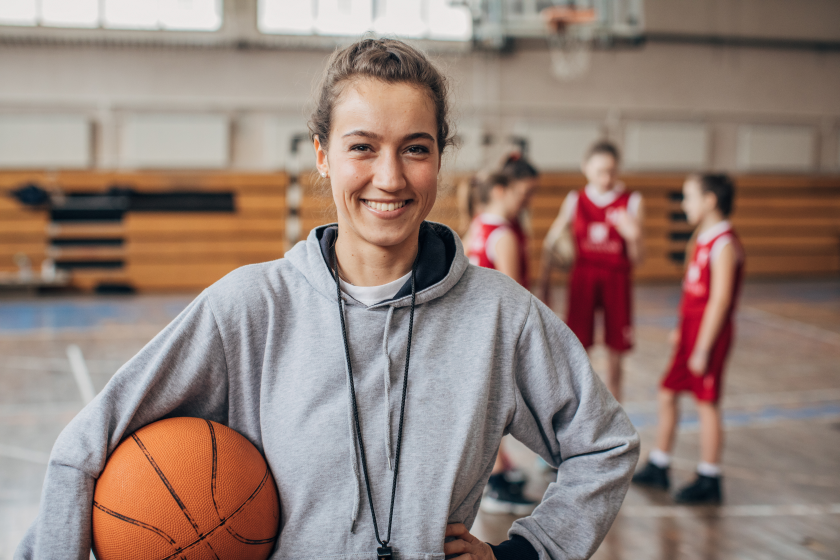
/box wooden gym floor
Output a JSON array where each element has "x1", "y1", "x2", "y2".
[{"x1": 1, "y1": 280, "x2": 838, "y2": 559}]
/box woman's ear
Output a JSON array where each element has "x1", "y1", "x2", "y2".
[{"x1": 314, "y1": 135, "x2": 329, "y2": 178}]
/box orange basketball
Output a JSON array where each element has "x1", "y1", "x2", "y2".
[{"x1": 92, "y1": 417, "x2": 280, "y2": 560}]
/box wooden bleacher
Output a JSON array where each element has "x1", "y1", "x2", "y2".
[
  {"x1": 0, "y1": 171, "x2": 286, "y2": 292},
  {"x1": 1, "y1": 171, "x2": 837, "y2": 292}
]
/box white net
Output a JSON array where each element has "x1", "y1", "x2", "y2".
[{"x1": 547, "y1": 28, "x2": 593, "y2": 81}]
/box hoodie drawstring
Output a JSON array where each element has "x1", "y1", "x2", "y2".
[
  {"x1": 341, "y1": 297, "x2": 363, "y2": 531},
  {"x1": 382, "y1": 305, "x2": 395, "y2": 470}
]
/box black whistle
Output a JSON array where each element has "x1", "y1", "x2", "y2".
[{"x1": 377, "y1": 546, "x2": 393, "y2": 559}]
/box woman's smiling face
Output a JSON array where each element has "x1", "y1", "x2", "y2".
[{"x1": 315, "y1": 78, "x2": 440, "y2": 251}]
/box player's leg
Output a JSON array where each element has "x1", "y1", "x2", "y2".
[
  {"x1": 675, "y1": 400, "x2": 723, "y2": 504},
  {"x1": 606, "y1": 349, "x2": 623, "y2": 403},
  {"x1": 601, "y1": 268, "x2": 633, "y2": 402},
  {"x1": 632, "y1": 388, "x2": 676, "y2": 490},
  {"x1": 675, "y1": 327, "x2": 730, "y2": 504},
  {"x1": 698, "y1": 400, "x2": 722, "y2": 465},
  {"x1": 565, "y1": 264, "x2": 596, "y2": 349}
]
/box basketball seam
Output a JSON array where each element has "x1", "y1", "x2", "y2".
[
  {"x1": 207, "y1": 420, "x2": 223, "y2": 520},
  {"x1": 225, "y1": 524, "x2": 278, "y2": 545},
  {"x1": 92, "y1": 500, "x2": 178, "y2": 545},
  {"x1": 154, "y1": 464, "x2": 277, "y2": 560},
  {"x1": 132, "y1": 433, "x2": 204, "y2": 537}
]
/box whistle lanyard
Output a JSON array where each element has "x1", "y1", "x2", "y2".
[{"x1": 331, "y1": 244, "x2": 417, "y2": 559}]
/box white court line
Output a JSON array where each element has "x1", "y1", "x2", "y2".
[
  {"x1": 741, "y1": 306, "x2": 840, "y2": 346},
  {"x1": 0, "y1": 443, "x2": 50, "y2": 465},
  {"x1": 66, "y1": 344, "x2": 96, "y2": 404},
  {"x1": 621, "y1": 503, "x2": 840, "y2": 518}
]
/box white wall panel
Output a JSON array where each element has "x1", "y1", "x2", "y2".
[
  {"x1": 737, "y1": 125, "x2": 815, "y2": 172},
  {"x1": 0, "y1": 114, "x2": 91, "y2": 168},
  {"x1": 120, "y1": 114, "x2": 228, "y2": 169},
  {"x1": 524, "y1": 122, "x2": 602, "y2": 171},
  {"x1": 447, "y1": 121, "x2": 483, "y2": 172},
  {"x1": 624, "y1": 122, "x2": 708, "y2": 170}
]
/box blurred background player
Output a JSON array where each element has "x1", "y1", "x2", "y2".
[
  {"x1": 540, "y1": 141, "x2": 643, "y2": 402},
  {"x1": 633, "y1": 174, "x2": 744, "y2": 504},
  {"x1": 464, "y1": 154, "x2": 540, "y2": 515}
]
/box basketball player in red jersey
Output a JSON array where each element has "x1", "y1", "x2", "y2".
[
  {"x1": 633, "y1": 174, "x2": 743, "y2": 504},
  {"x1": 465, "y1": 172, "x2": 532, "y2": 286},
  {"x1": 465, "y1": 155, "x2": 540, "y2": 516},
  {"x1": 541, "y1": 141, "x2": 643, "y2": 402}
]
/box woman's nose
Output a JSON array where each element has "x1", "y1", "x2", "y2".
[{"x1": 371, "y1": 151, "x2": 407, "y2": 191}]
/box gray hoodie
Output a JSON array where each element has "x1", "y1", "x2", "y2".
[{"x1": 15, "y1": 222, "x2": 639, "y2": 560}]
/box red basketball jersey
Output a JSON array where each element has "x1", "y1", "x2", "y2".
[
  {"x1": 681, "y1": 223, "x2": 744, "y2": 319},
  {"x1": 466, "y1": 214, "x2": 530, "y2": 288},
  {"x1": 573, "y1": 189, "x2": 633, "y2": 270}
]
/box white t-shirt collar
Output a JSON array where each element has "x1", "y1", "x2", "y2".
[
  {"x1": 584, "y1": 182, "x2": 626, "y2": 208},
  {"x1": 339, "y1": 271, "x2": 412, "y2": 306}
]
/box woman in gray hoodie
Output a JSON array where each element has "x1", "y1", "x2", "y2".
[{"x1": 16, "y1": 38, "x2": 639, "y2": 560}]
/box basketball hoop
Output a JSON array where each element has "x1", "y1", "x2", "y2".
[{"x1": 541, "y1": 5, "x2": 598, "y2": 81}]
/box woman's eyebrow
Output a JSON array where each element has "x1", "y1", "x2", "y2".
[{"x1": 341, "y1": 130, "x2": 434, "y2": 143}]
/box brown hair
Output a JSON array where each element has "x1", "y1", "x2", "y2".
[
  {"x1": 585, "y1": 139, "x2": 621, "y2": 163},
  {"x1": 309, "y1": 37, "x2": 454, "y2": 156},
  {"x1": 689, "y1": 173, "x2": 735, "y2": 217}
]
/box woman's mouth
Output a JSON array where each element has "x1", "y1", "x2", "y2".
[{"x1": 363, "y1": 199, "x2": 409, "y2": 212}]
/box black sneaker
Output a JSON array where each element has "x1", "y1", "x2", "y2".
[
  {"x1": 675, "y1": 474, "x2": 722, "y2": 504},
  {"x1": 480, "y1": 472, "x2": 537, "y2": 515},
  {"x1": 631, "y1": 461, "x2": 670, "y2": 490}
]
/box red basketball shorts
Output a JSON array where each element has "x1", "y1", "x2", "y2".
[
  {"x1": 661, "y1": 315, "x2": 733, "y2": 403},
  {"x1": 566, "y1": 262, "x2": 633, "y2": 352}
]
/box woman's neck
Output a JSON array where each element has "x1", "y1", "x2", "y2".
[{"x1": 334, "y1": 227, "x2": 418, "y2": 287}]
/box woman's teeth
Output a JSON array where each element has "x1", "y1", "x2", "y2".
[{"x1": 364, "y1": 200, "x2": 407, "y2": 212}]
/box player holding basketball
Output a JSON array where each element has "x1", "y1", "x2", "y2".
[
  {"x1": 633, "y1": 174, "x2": 743, "y2": 504},
  {"x1": 16, "y1": 38, "x2": 638, "y2": 560},
  {"x1": 464, "y1": 162, "x2": 541, "y2": 516},
  {"x1": 540, "y1": 141, "x2": 643, "y2": 402}
]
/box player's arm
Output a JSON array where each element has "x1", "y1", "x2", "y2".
[
  {"x1": 539, "y1": 193, "x2": 577, "y2": 302},
  {"x1": 688, "y1": 242, "x2": 736, "y2": 375},
  {"x1": 614, "y1": 195, "x2": 644, "y2": 265},
  {"x1": 493, "y1": 228, "x2": 523, "y2": 286}
]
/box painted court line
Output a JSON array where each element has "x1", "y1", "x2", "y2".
[
  {"x1": 621, "y1": 503, "x2": 840, "y2": 518},
  {"x1": 0, "y1": 443, "x2": 50, "y2": 465},
  {"x1": 66, "y1": 345, "x2": 96, "y2": 405},
  {"x1": 741, "y1": 306, "x2": 840, "y2": 346}
]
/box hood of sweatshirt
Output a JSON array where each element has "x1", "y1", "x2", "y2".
[{"x1": 285, "y1": 221, "x2": 470, "y2": 309}]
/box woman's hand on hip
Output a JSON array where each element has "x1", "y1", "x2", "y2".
[{"x1": 444, "y1": 523, "x2": 497, "y2": 560}]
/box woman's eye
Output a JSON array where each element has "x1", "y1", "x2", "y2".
[
  {"x1": 350, "y1": 144, "x2": 371, "y2": 152},
  {"x1": 406, "y1": 145, "x2": 430, "y2": 155}
]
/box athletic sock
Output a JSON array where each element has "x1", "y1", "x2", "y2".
[
  {"x1": 697, "y1": 462, "x2": 722, "y2": 477},
  {"x1": 649, "y1": 448, "x2": 671, "y2": 468}
]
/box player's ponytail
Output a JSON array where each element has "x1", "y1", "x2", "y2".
[{"x1": 501, "y1": 152, "x2": 539, "y2": 180}]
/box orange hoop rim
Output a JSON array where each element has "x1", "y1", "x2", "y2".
[{"x1": 540, "y1": 6, "x2": 597, "y2": 31}]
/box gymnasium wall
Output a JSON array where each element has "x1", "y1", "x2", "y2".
[
  {"x1": 0, "y1": 1, "x2": 838, "y2": 173},
  {"x1": 1, "y1": 0, "x2": 838, "y2": 291}
]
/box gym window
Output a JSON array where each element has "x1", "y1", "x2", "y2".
[
  {"x1": 257, "y1": 0, "x2": 472, "y2": 41},
  {"x1": 0, "y1": 0, "x2": 223, "y2": 31}
]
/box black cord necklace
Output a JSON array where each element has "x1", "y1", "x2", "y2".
[{"x1": 331, "y1": 243, "x2": 417, "y2": 560}]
